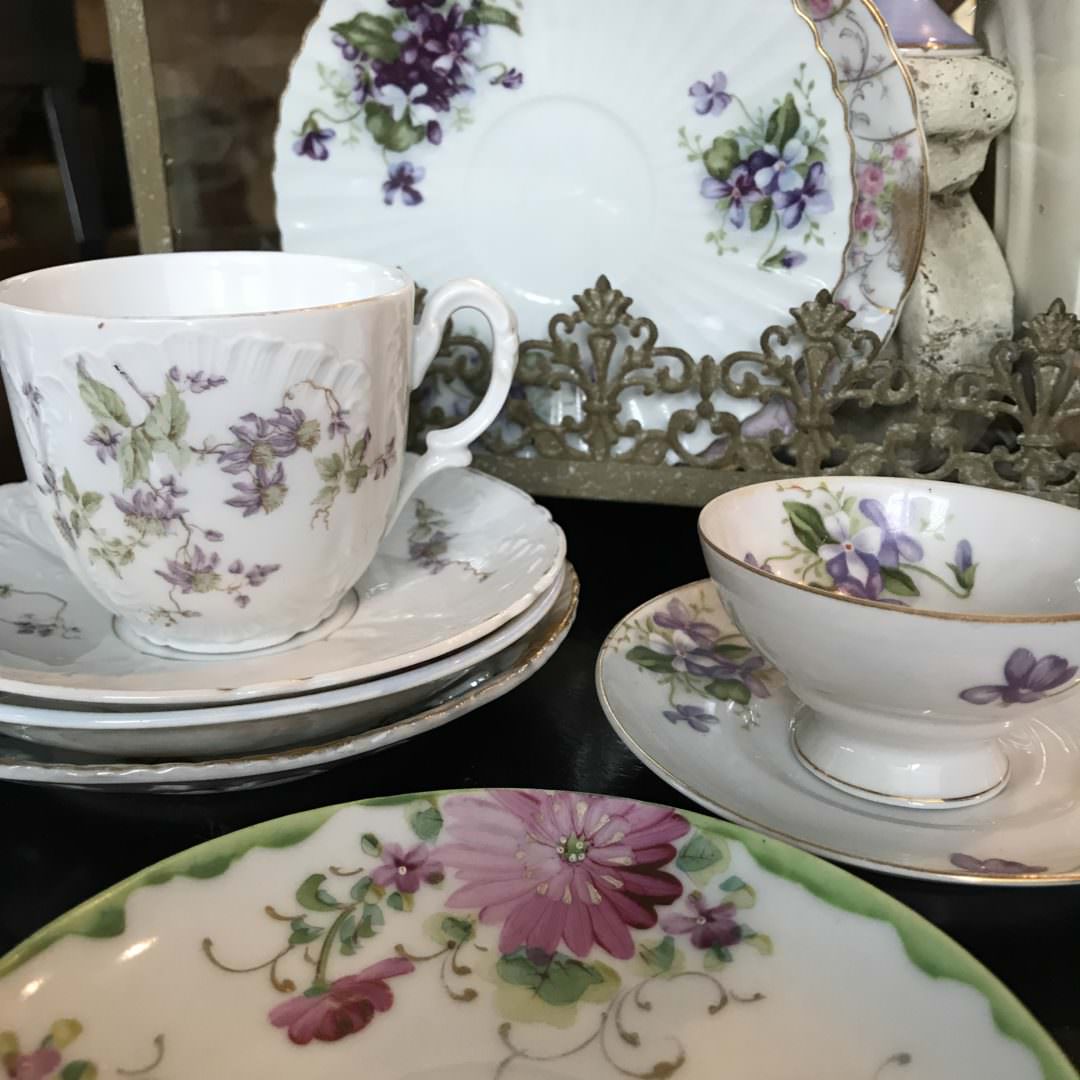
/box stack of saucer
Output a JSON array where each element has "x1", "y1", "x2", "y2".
[{"x1": 0, "y1": 466, "x2": 573, "y2": 793}]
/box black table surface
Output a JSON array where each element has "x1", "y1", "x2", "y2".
[{"x1": 2, "y1": 495, "x2": 1078, "y2": 1067}]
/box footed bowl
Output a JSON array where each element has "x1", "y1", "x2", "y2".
[{"x1": 699, "y1": 477, "x2": 1080, "y2": 808}]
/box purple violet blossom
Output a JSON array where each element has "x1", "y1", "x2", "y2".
[
  {"x1": 218, "y1": 414, "x2": 298, "y2": 473},
  {"x1": 858, "y1": 498, "x2": 923, "y2": 567},
  {"x1": 663, "y1": 704, "x2": 718, "y2": 733},
  {"x1": 700, "y1": 164, "x2": 762, "y2": 229},
  {"x1": 689, "y1": 71, "x2": 731, "y2": 116},
  {"x1": 86, "y1": 425, "x2": 121, "y2": 463},
  {"x1": 294, "y1": 126, "x2": 335, "y2": 161},
  {"x1": 753, "y1": 139, "x2": 807, "y2": 195},
  {"x1": 495, "y1": 67, "x2": 523, "y2": 89},
  {"x1": 960, "y1": 649, "x2": 1078, "y2": 706},
  {"x1": 156, "y1": 546, "x2": 221, "y2": 593},
  {"x1": 777, "y1": 162, "x2": 833, "y2": 228},
  {"x1": 652, "y1": 597, "x2": 721, "y2": 649},
  {"x1": 113, "y1": 488, "x2": 186, "y2": 533},
  {"x1": 383, "y1": 162, "x2": 425, "y2": 206},
  {"x1": 245, "y1": 563, "x2": 281, "y2": 588},
  {"x1": 226, "y1": 463, "x2": 288, "y2": 517},
  {"x1": 661, "y1": 892, "x2": 742, "y2": 950},
  {"x1": 818, "y1": 510, "x2": 884, "y2": 598}
]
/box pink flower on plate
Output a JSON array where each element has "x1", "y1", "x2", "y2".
[
  {"x1": 806, "y1": 0, "x2": 834, "y2": 16},
  {"x1": 371, "y1": 842, "x2": 444, "y2": 894},
  {"x1": 858, "y1": 163, "x2": 886, "y2": 197},
  {"x1": 854, "y1": 199, "x2": 879, "y2": 232},
  {"x1": 892, "y1": 140, "x2": 909, "y2": 161},
  {"x1": 438, "y1": 790, "x2": 689, "y2": 960},
  {"x1": 268, "y1": 957, "x2": 414, "y2": 1045},
  {"x1": 4, "y1": 1047, "x2": 61, "y2": 1080}
]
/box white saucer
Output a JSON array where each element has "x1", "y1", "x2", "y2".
[
  {"x1": 0, "y1": 566, "x2": 577, "y2": 792},
  {"x1": 0, "y1": 463, "x2": 565, "y2": 706},
  {"x1": 597, "y1": 580, "x2": 1080, "y2": 886},
  {"x1": 0, "y1": 564, "x2": 567, "y2": 759}
]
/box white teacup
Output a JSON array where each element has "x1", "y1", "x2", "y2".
[{"x1": 0, "y1": 251, "x2": 518, "y2": 653}]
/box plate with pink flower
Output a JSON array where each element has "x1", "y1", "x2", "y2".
[
  {"x1": 274, "y1": 0, "x2": 925, "y2": 444},
  {"x1": 0, "y1": 788, "x2": 1071, "y2": 1078}
]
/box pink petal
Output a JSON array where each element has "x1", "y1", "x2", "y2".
[
  {"x1": 351, "y1": 956, "x2": 415, "y2": 983},
  {"x1": 563, "y1": 896, "x2": 595, "y2": 956},
  {"x1": 588, "y1": 897, "x2": 635, "y2": 959},
  {"x1": 499, "y1": 894, "x2": 548, "y2": 954},
  {"x1": 446, "y1": 876, "x2": 538, "y2": 910},
  {"x1": 660, "y1": 913, "x2": 699, "y2": 935}
]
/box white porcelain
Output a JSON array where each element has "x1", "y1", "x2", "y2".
[
  {"x1": 698, "y1": 477, "x2": 1080, "y2": 808},
  {"x1": 1, "y1": 788, "x2": 1072, "y2": 1079},
  {"x1": 0, "y1": 563, "x2": 567, "y2": 759},
  {"x1": 0, "y1": 251, "x2": 518, "y2": 653},
  {"x1": 598, "y1": 579, "x2": 1080, "y2": 885},
  {"x1": 275, "y1": 0, "x2": 866, "y2": 425},
  {"x1": 0, "y1": 465, "x2": 565, "y2": 706},
  {"x1": 274, "y1": 2, "x2": 927, "y2": 448},
  {"x1": 0, "y1": 569, "x2": 577, "y2": 793}
]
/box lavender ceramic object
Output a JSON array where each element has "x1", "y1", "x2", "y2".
[{"x1": 873, "y1": 0, "x2": 979, "y2": 51}]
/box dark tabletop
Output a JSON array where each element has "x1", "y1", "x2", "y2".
[{"x1": 1, "y1": 495, "x2": 1078, "y2": 1065}]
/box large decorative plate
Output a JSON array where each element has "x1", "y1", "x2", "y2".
[
  {"x1": 275, "y1": 1, "x2": 926, "y2": 436},
  {"x1": 597, "y1": 580, "x2": 1080, "y2": 886},
  {"x1": 0, "y1": 465, "x2": 564, "y2": 705},
  {"x1": 0, "y1": 788, "x2": 1072, "y2": 1078},
  {"x1": 275, "y1": 0, "x2": 859, "y2": 416}
]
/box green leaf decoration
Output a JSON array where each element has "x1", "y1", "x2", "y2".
[
  {"x1": 77, "y1": 360, "x2": 131, "y2": 427},
  {"x1": 386, "y1": 892, "x2": 405, "y2": 912},
  {"x1": 719, "y1": 875, "x2": 746, "y2": 892},
  {"x1": 312, "y1": 485, "x2": 340, "y2": 510},
  {"x1": 296, "y1": 873, "x2": 339, "y2": 912},
  {"x1": 288, "y1": 917, "x2": 324, "y2": 945},
  {"x1": 143, "y1": 379, "x2": 189, "y2": 445},
  {"x1": 0, "y1": 584, "x2": 9, "y2": 597},
  {"x1": 704, "y1": 944, "x2": 733, "y2": 971},
  {"x1": 881, "y1": 566, "x2": 919, "y2": 597},
  {"x1": 118, "y1": 430, "x2": 153, "y2": 489},
  {"x1": 676, "y1": 833, "x2": 727, "y2": 875},
  {"x1": 410, "y1": 805, "x2": 444, "y2": 842},
  {"x1": 315, "y1": 453, "x2": 343, "y2": 482},
  {"x1": 355, "y1": 901, "x2": 385, "y2": 939},
  {"x1": 69, "y1": 510, "x2": 83, "y2": 538},
  {"x1": 705, "y1": 679, "x2": 751, "y2": 706},
  {"x1": 765, "y1": 93, "x2": 801, "y2": 148},
  {"x1": 784, "y1": 500, "x2": 830, "y2": 552},
  {"x1": 639, "y1": 935, "x2": 676, "y2": 974},
  {"x1": 330, "y1": 13, "x2": 401, "y2": 61},
  {"x1": 948, "y1": 561, "x2": 977, "y2": 592},
  {"x1": 60, "y1": 1062, "x2": 96, "y2": 1080},
  {"x1": 496, "y1": 949, "x2": 605, "y2": 1007},
  {"x1": 761, "y1": 247, "x2": 796, "y2": 271},
  {"x1": 461, "y1": 2, "x2": 521, "y2": 33},
  {"x1": 350, "y1": 875, "x2": 373, "y2": 903},
  {"x1": 749, "y1": 197, "x2": 773, "y2": 232},
  {"x1": 363, "y1": 101, "x2": 425, "y2": 153},
  {"x1": 625, "y1": 645, "x2": 675, "y2": 674},
  {"x1": 62, "y1": 469, "x2": 79, "y2": 501},
  {"x1": 350, "y1": 437, "x2": 370, "y2": 465},
  {"x1": 714, "y1": 643, "x2": 752, "y2": 660},
  {"x1": 703, "y1": 137, "x2": 740, "y2": 181},
  {"x1": 338, "y1": 913, "x2": 357, "y2": 954},
  {"x1": 440, "y1": 916, "x2": 474, "y2": 945},
  {"x1": 80, "y1": 491, "x2": 103, "y2": 515},
  {"x1": 744, "y1": 931, "x2": 774, "y2": 956},
  {"x1": 361, "y1": 833, "x2": 382, "y2": 856},
  {"x1": 345, "y1": 465, "x2": 368, "y2": 494}
]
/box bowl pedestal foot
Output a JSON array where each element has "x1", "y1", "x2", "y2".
[{"x1": 791, "y1": 705, "x2": 1010, "y2": 810}]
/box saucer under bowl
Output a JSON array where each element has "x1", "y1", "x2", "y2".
[{"x1": 699, "y1": 477, "x2": 1080, "y2": 809}]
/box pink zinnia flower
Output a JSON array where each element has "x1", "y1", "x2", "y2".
[
  {"x1": 858, "y1": 163, "x2": 886, "y2": 197},
  {"x1": 437, "y1": 791, "x2": 689, "y2": 960},
  {"x1": 661, "y1": 892, "x2": 742, "y2": 950},
  {"x1": 371, "y1": 842, "x2": 443, "y2": 894},
  {"x1": 268, "y1": 957, "x2": 414, "y2": 1045}
]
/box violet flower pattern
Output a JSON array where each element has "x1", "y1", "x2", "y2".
[
  {"x1": 749, "y1": 484, "x2": 978, "y2": 605},
  {"x1": 293, "y1": 0, "x2": 523, "y2": 203},
  {"x1": 203, "y1": 791, "x2": 771, "y2": 1071},
  {"x1": 678, "y1": 62, "x2": 833, "y2": 271},
  {"x1": 623, "y1": 591, "x2": 773, "y2": 731},
  {"x1": 959, "y1": 648, "x2": 1078, "y2": 707},
  {"x1": 44, "y1": 358, "x2": 396, "y2": 627}
]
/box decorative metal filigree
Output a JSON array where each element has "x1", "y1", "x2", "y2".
[{"x1": 409, "y1": 278, "x2": 1080, "y2": 506}]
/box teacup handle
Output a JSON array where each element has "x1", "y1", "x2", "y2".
[{"x1": 385, "y1": 277, "x2": 518, "y2": 532}]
